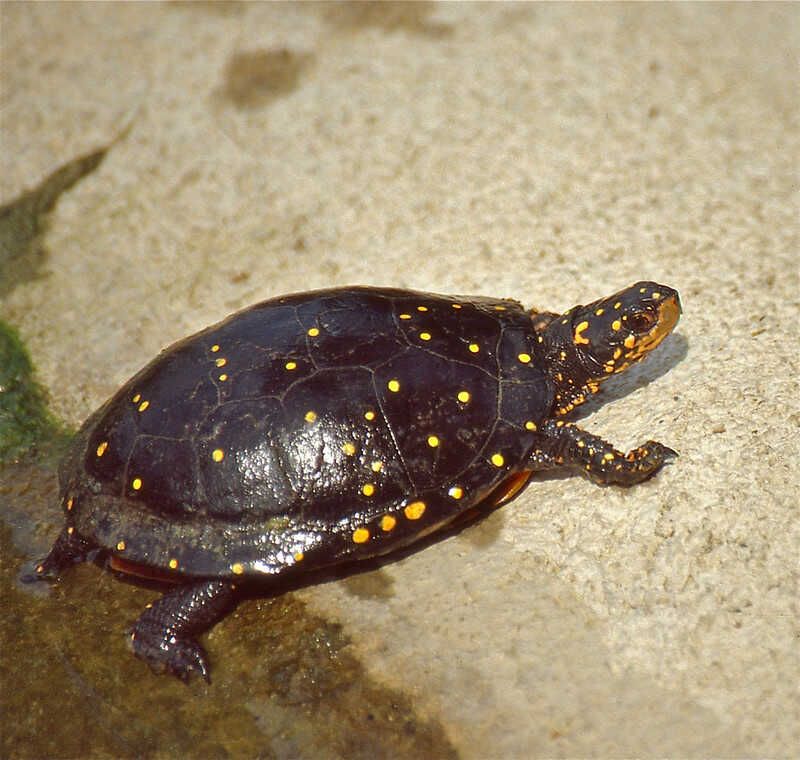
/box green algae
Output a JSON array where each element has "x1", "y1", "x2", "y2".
[{"x1": 0, "y1": 322, "x2": 70, "y2": 464}]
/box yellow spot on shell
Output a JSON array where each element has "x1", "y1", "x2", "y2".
[
  {"x1": 66, "y1": 498, "x2": 74, "y2": 511},
  {"x1": 427, "y1": 435, "x2": 440, "y2": 448},
  {"x1": 611, "y1": 319, "x2": 622, "y2": 331},
  {"x1": 215, "y1": 357, "x2": 227, "y2": 368},
  {"x1": 343, "y1": 442, "x2": 357, "y2": 456},
  {"x1": 293, "y1": 552, "x2": 304, "y2": 562},
  {"x1": 362, "y1": 483, "x2": 376, "y2": 497},
  {"x1": 604, "y1": 452, "x2": 615, "y2": 461},
  {"x1": 371, "y1": 460, "x2": 383, "y2": 472},
  {"x1": 595, "y1": 308, "x2": 604, "y2": 316},
  {"x1": 420, "y1": 332, "x2": 432, "y2": 341},
  {"x1": 219, "y1": 373, "x2": 228, "y2": 381},
  {"x1": 131, "y1": 477, "x2": 142, "y2": 491},
  {"x1": 212, "y1": 448, "x2": 225, "y2": 462},
  {"x1": 67, "y1": 526, "x2": 74, "y2": 535},
  {"x1": 116, "y1": 540, "x2": 126, "y2": 551},
  {"x1": 494, "y1": 305, "x2": 507, "y2": 311},
  {"x1": 96, "y1": 441, "x2": 108, "y2": 457},
  {"x1": 308, "y1": 327, "x2": 320, "y2": 337},
  {"x1": 285, "y1": 361, "x2": 297, "y2": 370},
  {"x1": 211, "y1": 344, "x2": 220, "y2": 353},
  {"x1": 491, "y1": 453, "x2": 505, "y2": 467},
  {"x1": 573, "y1": 321, "x2": 590, "y2": 345},
  {"x1": 652, "y1": 292, "x2": 661, "y2": 299},
  {"x1": 417, "y1": 305, "x2": 429, "y2": 312},
  {"x1": 448, "y1": 486, "x2": 463, "y2": 499},
  {"x1": 624, "y1": 334, "x2": 636, "y2": 349},
  {"x1": 305, "y1": 410, "x2": 318, "y2": 423},
  {"x1": 613, "y1": 348, "x2": 622, "y2": 360},
  {"x1": 404, "y1": 501, "x2": 426, "y2": 520},
  {"x1": 168, "y1": 558, "x2": 178, "y2": 570},
  {"x1": 525, "y1": 420, "x2": 537, "y2": 431},
  {"x1": 388, "y1": 379, "x2": 400, "y2": 392},
  {"x1": 399, "y1": 313, "x2": 412, "y2": 320},
  {"x1": 132, "y1": 393, "x2": 141, "y2": 403},
  {"x1": 381, "y1": 515, "x2": 397, "y2": 532},
  {"x1": 353, "y1": 527, "x2": 370, "y2": 544},
  {"x1": 457, "y1": 390, "x2": 471, "y2": 403},
  {"x1": 518, "y1": 352, "x2": 532, "y2": 363},
  {"x1": 468, "y1": 343, "x2": 480, "y2": 353},
  {"x1": 614, "y1": 301, "x2": 622, "y2": 309},
  {"x1": 364, "y1": 410, "x2": 376, "y2": 421},
  {"x1": 138, "y1": 400, "x2": 149, "y2": 412},
  {"x1": 232, "y1": 562, "x2": 244, "y2": 575},
  {"x1": 451, "y1": 303, "x2": 462, "y2": 310}
]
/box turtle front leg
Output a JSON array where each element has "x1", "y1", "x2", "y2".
[
  {"x1": 24, "y1": 527, "x2": 94, "y2": 581},
  {"x1": 532, "y1": 420, "x2": 677, "y2": 486},
  {"x1": 130, "y1": 580, "x2": 239, "y2": 683}
]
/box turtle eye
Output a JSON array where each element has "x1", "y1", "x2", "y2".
[{"x1": 628, "y1": 310, "x2": 656, "y2": 334}]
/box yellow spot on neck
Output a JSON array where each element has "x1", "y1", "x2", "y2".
[
  {"x1": 116, "y1": 540, "x2": 126, "y2": 551},
  {"x1": 525, "y1": 420, "x2": 537, "y2": 431},
  {"x1": 96, "y1": 441, "x2": 108, "y2": 457},
  {"x1": 399, "y1": 313, "x2": 412, "y2": 320},
  {"x1": 131, "y1": 477, "x2": 142, "y2": 491},
  {"x1": 491, "y1": 453, "x2": 505, "y2": 467},
  {"x1": 573, "y1": 321, "x2": 590, "y2": 345},
  {"x1": 419, "y1": 332, "x2": 432, "y2": 341},
  {"x1": 285, "y1": 361, "x2": 297, "y2": 370},
  {"x1": 219, "y1": 373, "x2": 228, "y2": 381},
  {"x1": 518, "y1": 352, "x2": 531, "y2": 363},
  {"x1": 353, "y1": 527, "x2": 370, "y2": 544},
  {"x1": 468, "y1": 343, "x2": 480, "y2": 353},
  {"x1": 66, "y1": 498, "x2": 74, "y2": 511},
  {"x1": 215, "y1": 357, "x2": 227, "y2": 368},
  {"x1": 388, "y1": 379, "x2": 400, "y2": 392},
  {"x1": 381, "y1": 515, "x2": 397, "y2": 531},
  {"x1": 364, "y1": 410, "x2": 376, "y2": 421},
  {"x1": 457, "y1": 390, "x2": 470, "y2": 403},
  {"x1": 168, "y1": 558, "x2": 178, "y2": 570},
  {"x1": 232, "y1": 562, "x2": 244, "y2": 575},
  {"x1": 404, "y1": 501, "x2": 426, "y2": 520},
  {"x1": 307, "y1": 327, "x2": 320, "y2": 337},
  {"x1": 212, "y1": 448, "x2": 225, "y2": 462},
  {"x1": 304, "y1": 410, "x2": 318, "y2": 423},
  {"x1": 67, "y1": 526, "x2": 74, "y2": 535},
  {"x1": 448, "y1": 486, "x2": 463, "y2": 499},
  {"x1": 362, "y1": 483, "x2": 375, "y2": 496},
  {"x1": 427, "y1": 435, "x2": 440, "y2": 448}
]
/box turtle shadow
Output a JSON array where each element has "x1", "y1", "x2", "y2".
[{"x1": 569, "y1": 331, "x2": 688, "y2": 419}]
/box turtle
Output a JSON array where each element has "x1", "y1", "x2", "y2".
[{"x1": 30, "y1": 281, "x2": 681, "y2": 681}]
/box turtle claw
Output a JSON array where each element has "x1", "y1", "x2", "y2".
[{"x1": 129, "y1": 624, "x2": 211, "y2": 684}]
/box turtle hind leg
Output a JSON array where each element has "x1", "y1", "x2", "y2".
[
  {"x1": 129, "y1": 579, "x2": 239, "y2": 684},
  {"x1": 23, "y1": 527, "x2": 95, "y2": 582}
]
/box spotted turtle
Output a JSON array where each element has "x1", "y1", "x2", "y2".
[{"x1": 32, "y1": 282, "x2": 681, "y2": 681}]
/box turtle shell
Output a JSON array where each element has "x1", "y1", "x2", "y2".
[{"x1": 62, "y1": 287, "x2": 552, "y2": 578}]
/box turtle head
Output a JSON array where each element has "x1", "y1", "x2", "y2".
[{"x1": 542, "y1": 282, "x2": 681, "y2": 415}]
